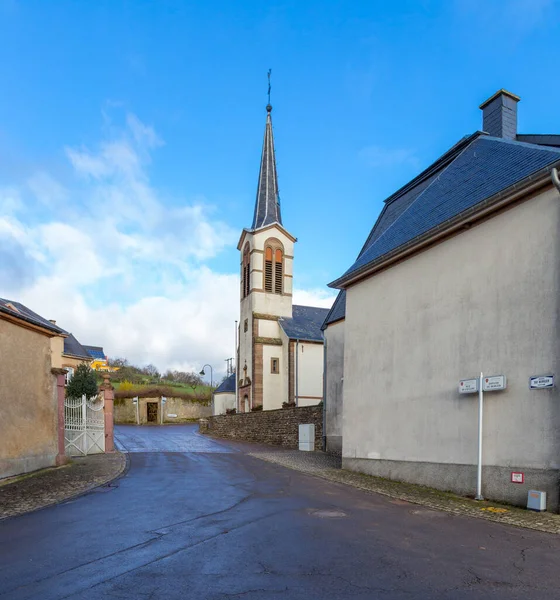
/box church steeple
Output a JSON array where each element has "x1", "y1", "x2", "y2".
[{"x1": 251, "y1": 103, "x2": 282, "y2": 229}]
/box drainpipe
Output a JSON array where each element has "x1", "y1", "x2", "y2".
[
  {"x1": 322, "y1": 334, "x2": 327, "y2": 452},
  {"x1": 295, "y1": 339, "x2": 299, "y2": 407},
  {"x1": 552, "y1": 167, "x2": 560, "y2": 194}
]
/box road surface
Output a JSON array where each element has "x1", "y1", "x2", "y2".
[{"x1": 1, "y1": 424, "x2": 559, "y2": 599}]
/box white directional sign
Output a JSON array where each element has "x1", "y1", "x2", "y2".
[
  {"x1": 529, "y1": 375, "x2": 554, "y2": 389},
  {"x1": 459, "y1": 379, "x2": 478, "y2": 394},
  {"x1": 161, "y1": 396, "x2": 167, "y2": 404},
  {"x1": 482, "y1": 375, "x2": 506, "y2": 391},
  {"x1": 132, "y1": 397, "x2": 139, "y2": 404}
]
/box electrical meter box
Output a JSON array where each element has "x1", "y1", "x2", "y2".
[
  {"x1": 527, "y1": 490, "x2": 547, "y2": 512},
  {"x1": 299, "y1": 424, "x2": 315, "y2": 452}
]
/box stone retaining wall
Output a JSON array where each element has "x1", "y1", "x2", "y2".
[
  {"x1": 114, "y1": 397, "x2": 211, "y2": 424},
  {"x1": 199, "y1": 405, "x2": 323, "y2": 449}
]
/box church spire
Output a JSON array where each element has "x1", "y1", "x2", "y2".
[{"x1": 251, "y1": 75, "x2": 282, "y2": 229}]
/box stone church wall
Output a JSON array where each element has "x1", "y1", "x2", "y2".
[{"x1": 199, "y1": 406, "x2": 323, "y2": 449}]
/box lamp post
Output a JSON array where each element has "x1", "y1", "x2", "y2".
[{"x1": 199, "y1": 364, "x2": 213, "y2": 388}]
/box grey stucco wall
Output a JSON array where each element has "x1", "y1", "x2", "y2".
[
  {"x1": 325, "y1": 320, "x2": 345, "y2": 454},
  {"x1": 342, "y1": 187, "x2": 560, "y2": 510}
]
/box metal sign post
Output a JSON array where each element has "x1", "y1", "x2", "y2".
[
  {"x1": 459, "y1": 373, "x2": 506, "y2": 501},
  {"x1": 476, "y1": 372, "x2": 484, "y2": 500},
  {"x1": 133, "y1": 397, "x2": 139, "y2": 425}
]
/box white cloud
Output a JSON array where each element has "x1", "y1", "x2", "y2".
[
  {"x1": 1, "y1": 111, "x2": 331, "y2": 376},
  {"x1": 293, "y1": 288, "x2": 336, "y2": 309}
]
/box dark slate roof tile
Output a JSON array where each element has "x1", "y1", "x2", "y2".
[
  {"x1": 0, "y1": 298, "x2": 67, "y2": 335},
  {"x1": 214, "y1": 373, "x2": 236, "y2": 394},
  {"x1": 334, "y1": 136, "x2": 560, "y2": 286},
  {"x1": 64, "y1": 333, "x2": 93, "y2": 360},
  {"x1": 279, "y1": 305, "x2": 329, "y2": 342},
  {"x1": 322, "y1": 290, "x2": 346, "y2": 329},
  {"x1": 252, "y1": 108, "x2": 282, "y2": 229},
  {"x1": 84, "y1": 345, "x2": 106, "y2": 360}
]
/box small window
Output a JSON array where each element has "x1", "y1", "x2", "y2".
[
  {"x1": 244, "y1": 319, "x2": 248, "y2": 333},
  {"x1": 64, "y1": 367, "x2": 74, "y2": 386},
  {"x1": 271, "y1": 358, "x2": 279, "y2": 374}
]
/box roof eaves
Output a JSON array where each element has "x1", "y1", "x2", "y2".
[{"x1": 330, "y1": 159, "x2": 560, "y2": 289}]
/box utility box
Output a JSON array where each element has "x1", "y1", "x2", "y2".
[
  {"x1": 527, "y1": 490, "x2": 547, "y2": 512},
  {"x1": 299, "y1": 424, "x2": 315, "y2": 452}
]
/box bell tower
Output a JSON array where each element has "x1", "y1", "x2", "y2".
[{"x1": 236, "y1": 99, "x2": 296, "y2": 412}]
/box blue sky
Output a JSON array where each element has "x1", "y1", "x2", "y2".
[{"x1": 1, "y1": 0, "x2": 559, "y2": 374}]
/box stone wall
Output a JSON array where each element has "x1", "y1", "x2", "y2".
[
  {"x1": 199, "y1": 405, "x2": 322, "y2": 449},
  {"x1": 114, "y1": 396, "x2": 211, "y2": 424}
]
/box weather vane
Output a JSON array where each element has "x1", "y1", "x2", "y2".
[{"x1": 267, "y1": 69, "x2": 272, "y2": 110}]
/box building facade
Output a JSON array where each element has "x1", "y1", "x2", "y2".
[
  {"x1": 236, "y1": 103, "x2": 328, "y2": 412},
  {"x1": 327, "y1": 90, "x2": 560, "y2": 510}
]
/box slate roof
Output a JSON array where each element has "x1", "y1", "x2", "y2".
[
  {"x1": 331, "y1": 134, "x2": 560, "y2": 289},
  {"x1": 214, "y1": 373, "x2": 236, "y2": 394},
  {"x1": 84, "y1": 345, "x2": 106, "y2": 360},
  {"x1": 251, "y1": 105, "x2": 282, "y2": 229},
  {"x1": 64, "y1": 333, "x2": 93, "y2": 360},
  {"x1": 322, "y1": 290, "x2": 346, "y2": 329},
  {"x1": 279, "y1": 305, "x2": 329, "y2": 342},
  {"x1": 0, "y1": 298, "x2": 67, "y2": 335}
]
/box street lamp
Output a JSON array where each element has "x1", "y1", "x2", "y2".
[{"x1": 199, "y1": 364, "x2": 213, "y2": 388}]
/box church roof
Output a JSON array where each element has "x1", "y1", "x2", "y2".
[
  {"x1": 330, "y1": 133, "x2": 560, "y2": 290},
  {"x1": 251, "y1": 105, "x2": 282, "y2": 229},
  {"x1": 279, "y1": 305, "x2": 329, "y2": 342},
  {"x1": 214, "y1": 373, "x2": 236, "y2": 394}
]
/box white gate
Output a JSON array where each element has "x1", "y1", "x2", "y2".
[{"x1": 64, "y1": 394, "x2": 105, "y2": 456}]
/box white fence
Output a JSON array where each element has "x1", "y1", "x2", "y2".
[{"x1": 64, "y1": 394, "x2": 105, "y2": 456}]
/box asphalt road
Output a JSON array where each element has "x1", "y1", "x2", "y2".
[{"x1": 1, "y1": 425, "x2": 560, "y2": 599}]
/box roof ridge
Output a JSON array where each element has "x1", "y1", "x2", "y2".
[
  {"x1": 483, "y1": 135, "x2": 560, "y2": 153},
  {"x1": 359, "y1": 136, "x2": 481, "y2": 257}
]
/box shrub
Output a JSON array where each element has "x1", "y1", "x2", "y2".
[
  {"x1": 66, "y1": 363, "x2": 98, "y2": 400},
  {"x1": 251, "y1": 405, "x2": 263, "y2": 412},
  {"x1": 282, "y1": 401, "x2": 296, "y2": 409},
  {"x1": 119, "y1": 380, "x2": 135, "y2": 392},
  {"x1": 226, "y1": 408, "x2": 237, "y2": 415}
]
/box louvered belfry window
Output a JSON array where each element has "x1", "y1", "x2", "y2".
[
  {"x1": 274, "y1": 249, "x2": 283, "y2": 294},
  {"x1": 265, "y1": 247, "x2": 274, "y2": 292},
  {"x1": 242, "y1": 244, "x2": 250, "y2": 298},
  {"x1": 264, "y1": 240, "x2": 284, "y2": 295}
]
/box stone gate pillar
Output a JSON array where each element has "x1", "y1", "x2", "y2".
[{"x1": 101, "y1": 373, "x2": 115, "y2": 453}]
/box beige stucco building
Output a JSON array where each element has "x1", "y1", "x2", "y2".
[
  {"x1": 0, "y1": 299, "x2": 67, "y2": 479},
  {"x1": 327, "y1": 90, "x2": 560, "y2": 510},
  {"x1": 236, "y1": 103, "x2": 328, "y2": 412}
]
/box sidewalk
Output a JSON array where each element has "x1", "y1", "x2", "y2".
[
  {"x1": 0, "y1": 452, "x2": 127, "y2": 520},
  {"x1": 249, "y1": 450, "x2": 560, "y2": 535}
]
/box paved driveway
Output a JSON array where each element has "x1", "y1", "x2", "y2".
[
  {"x1": 114, "y1": 424, "x2": 232, "y2": 453},
  {"x1": 1, "y1": 425, "x2": 560, "y2": 599}
]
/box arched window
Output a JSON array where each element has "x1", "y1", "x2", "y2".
[
  {"x1": 264, "y1": 239, "x2": 284, "y2": 295},
  {"x1": 242, "y1": 243, "x2": 250, "y2": 298}
]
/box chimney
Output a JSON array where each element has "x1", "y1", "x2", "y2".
[
  {"x1": 479, "y1": 89, "x2": 520, "y2": 140},
  {"x1": 49, "y1": 319, "x2": 56, "y2": 325}
]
